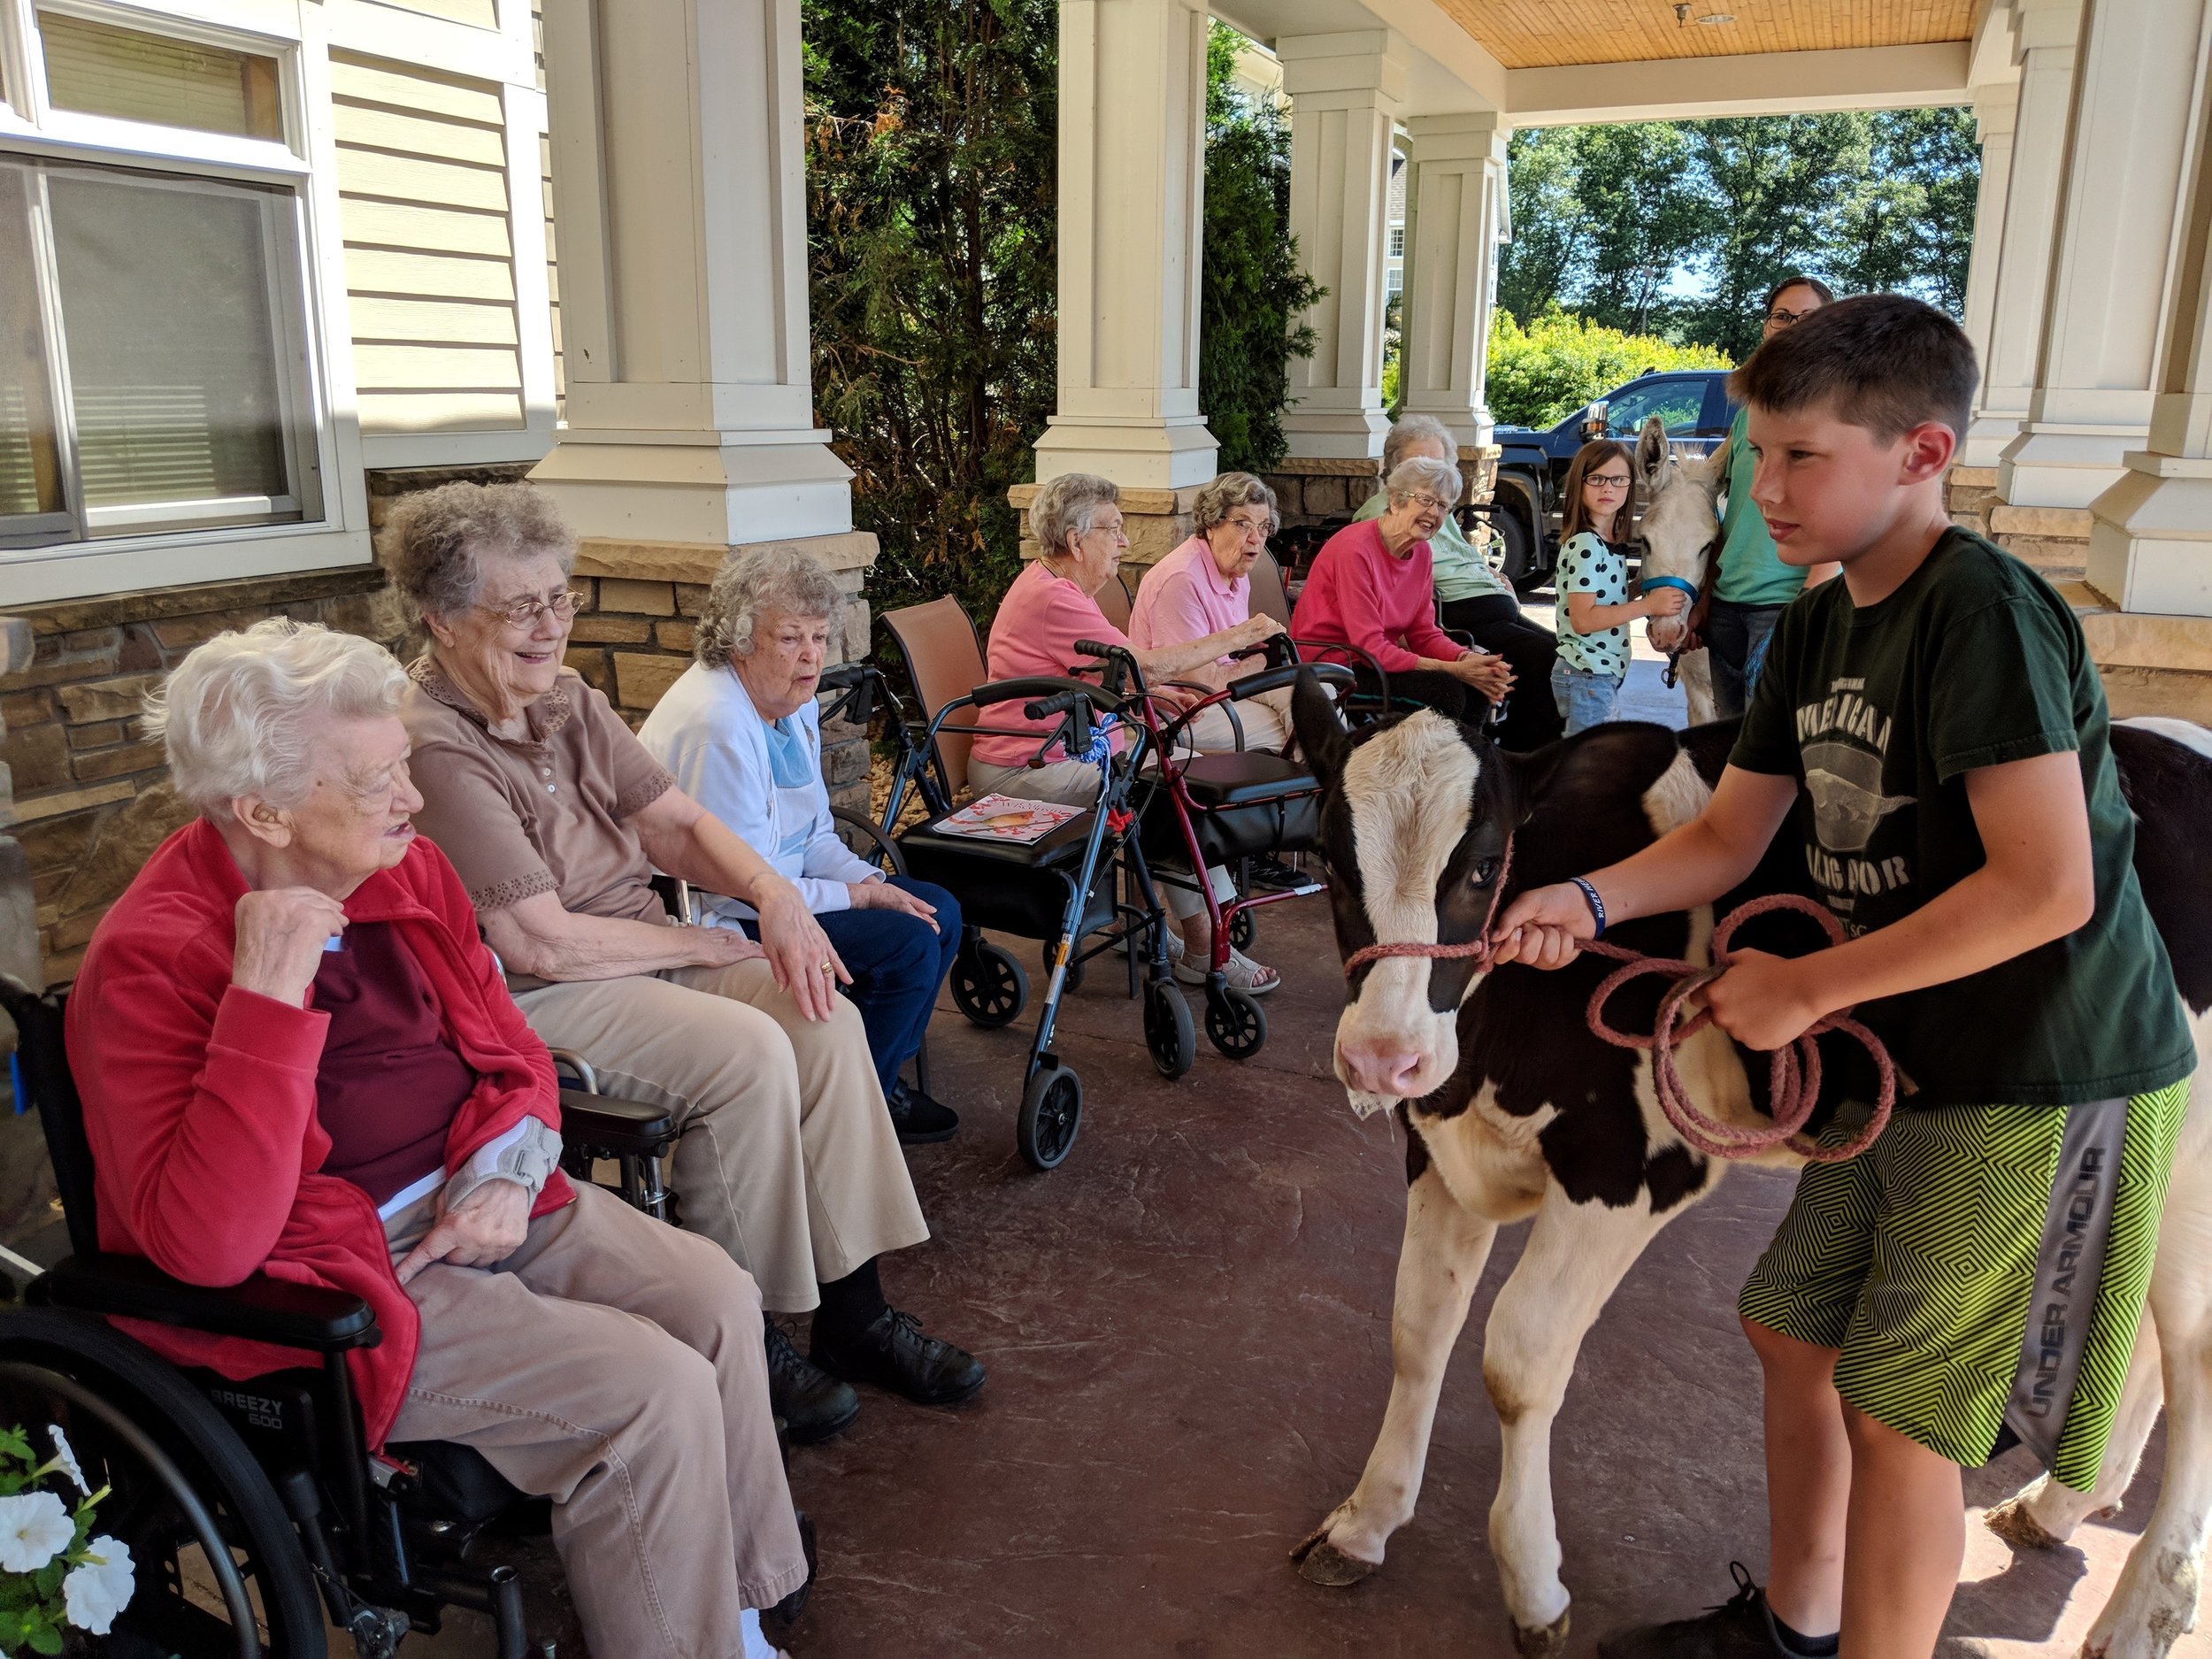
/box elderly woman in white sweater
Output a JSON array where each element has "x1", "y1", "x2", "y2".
[{"x1": 640, "y1": 548, "x2": 962, "y2": 1145}]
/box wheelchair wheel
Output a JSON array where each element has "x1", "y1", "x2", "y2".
[
  {"x1": 1205, "y1": 987, "x2": 1269, "y2": 1060},
  {"x1": 950, "y1": 939, "x2": 1027, "y2": 1028},
  {"x1": 1142, "y1": 980, "x2": 1195, "y2": 1079},
  {"x1": 0, "y1": 1305, "x2": 326, "y2": 1657},
  {"x1": 1228, "y1": 907, "x2": 1256, "y2": 953},
  {"x1": 1017, "y1": 1066, "x2": 1083, "y2": 1171}
]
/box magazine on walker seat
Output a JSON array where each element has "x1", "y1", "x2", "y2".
[{"x1": 934, "y1": 794, "x2": 1087, "y2": 844}]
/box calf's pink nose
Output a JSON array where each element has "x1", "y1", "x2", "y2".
[{"x1": 1337, "y1": 1037, "x2": 1424, "y2": 1097}]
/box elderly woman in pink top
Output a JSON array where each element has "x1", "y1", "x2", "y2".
[
  {"x1": 969, "y1": 472, "x2": 1285, "y2": 995},
  {"x1": 1127, "y1": 472, "x2": 1296, "y2": 756},
  {"x1": 1290, "y1": 454, "x2": 1513, "y2": 722}
]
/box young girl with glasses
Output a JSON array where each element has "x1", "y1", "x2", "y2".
[{"x1": 1550, "y1": 440, "x2": 1686, "y2": 734}]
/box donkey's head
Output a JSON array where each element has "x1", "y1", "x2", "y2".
[
  {"x1": 1634, "y1": 415, "x2": 1724, "y2": 657},
  {"x1": 1294, "y1": 673, "x2": 1530, "y2": 1113}
]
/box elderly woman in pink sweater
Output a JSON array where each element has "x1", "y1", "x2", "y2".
[{"x1": 1127, "y1": 472, "x2": 1296, "y2": 755}]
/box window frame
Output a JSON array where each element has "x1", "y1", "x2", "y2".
[{"x1": 0, "y1": 0, "x2": 370, "y2": 606}]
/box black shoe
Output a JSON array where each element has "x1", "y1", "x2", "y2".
[
  {"x1": 1596, "y1": 1564, "x2": 1801, "y2": 1658},
  {"x1": 887, "y1": 1080, "x2": 960, "y2": 1145},
  {"x1": 810, "y1": 1307, "x2": 987, "y2": 1406},
  {"x1": 764, "y1": 1319, "x2": 860, "y2": 1444},
  {"x1": 1248, "y1": 856, "x2": 1306, "y2": 892},
  {"x1": 764, "y1": 1509, "x2": 817, "y2": 1632}
]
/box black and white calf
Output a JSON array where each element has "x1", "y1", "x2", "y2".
[{"x1": 1284, "y1": 678, "x2": 2212, "y2": 1659}]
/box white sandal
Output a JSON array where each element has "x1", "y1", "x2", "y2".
[{"x1": 1172, "y1": 943, "x2": 1281, "y2": 995}]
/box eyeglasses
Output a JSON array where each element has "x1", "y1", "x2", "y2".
[
  {"x1": 1586, "y1": 474, "x2": 1632, "y2": 489},
  {"x1": 480, "y1": 590, "x2": 586, "y2": 627},
  {"x1": 1402, "y1": 491, "x2": 1454, "y2": 514},
  {"x1": 1767, "y1": 307, "x2": 1814, "y2": 326},
  {"x1": 1225, "y1": 512, "x2": 1276, "y2": 537}
]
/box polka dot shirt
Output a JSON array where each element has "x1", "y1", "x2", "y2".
[{"x1": 1554, "y1": 531, "x2": 1632, "y2": 678}]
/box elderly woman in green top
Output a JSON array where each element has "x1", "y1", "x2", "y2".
[
  {"x1": 1352, "y1": 414, "x2": 1561, "y2": 749},
  {"x1": 1705, "y1": 273, "x2": 1841, "y2": 715}
]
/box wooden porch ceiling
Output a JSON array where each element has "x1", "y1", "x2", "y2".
[{"x1": 1437, "y1": 0, "x2": 1975, "y2": 70}]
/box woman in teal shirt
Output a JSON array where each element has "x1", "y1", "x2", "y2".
[
  {"x1": 1708, "y1": 273, "x2": 1837, "y2": 715},
  {"x1": 1353, "y1": 414, "x2": 1563, "y2": 749}
]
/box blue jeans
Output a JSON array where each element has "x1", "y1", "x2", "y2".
[
  {"x1": 1551, "y1": 660, "x2": 1624, "y2": 735},
  {"x1": 1705, "y1": 598, "x2": 1786, "y2": 718},
  {"x1": 744, "y1": 876, "x2": 961, "y2": 1096}
]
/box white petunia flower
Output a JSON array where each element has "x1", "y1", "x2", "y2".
[
  {"x1": 0, "y1": 1491, "x2": 73, "y2": 1572},
  {"x1": 62, "y1": 1536, "x2": 134, "y2": 1635},
  {"x1": 44, "y1": 1426, "x2": 83, "y2": 1495}
]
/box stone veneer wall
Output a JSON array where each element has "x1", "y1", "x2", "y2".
[{"x1": 0, "y1": 465, "x2": 877, "y2": 989}]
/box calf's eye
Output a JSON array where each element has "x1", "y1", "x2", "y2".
[{"x1": 1472, "y1": 857, "x2": 1500, "y2": 886}]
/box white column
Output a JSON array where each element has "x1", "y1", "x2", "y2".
[
  {"x1": 1998, "y1": 0, "x2": 2210, "y2": 510},
  {"x1": 1278, "y1": 30, "x2": 1408, "y2": 460},
  {"x1": 530, "y1": 0, "x2": 851, "y2": 543},
  {"x1": 1032, "y1": 0, "x2": 1216, "y2": 488},
  {"x1": 1399, "y1": 110, "x2": 1508, "y2": 449},
  {"x1": 1962, "y1": 0, "x2": 2083, "y2": 468},
  {"x1": 1958, "y1": 82, "x2": 2017, "y2": 384},
  {"x1": 2087, "y1": 24, "x2": 2212, "y2": 617}
]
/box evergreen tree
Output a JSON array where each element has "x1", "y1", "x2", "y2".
[
  {"x1": 1198, "y1": 25, "x2": 1321, "y2": 472},
  {"x1": 802, "y1": 1, "x2": 1057, "y2": 626}
]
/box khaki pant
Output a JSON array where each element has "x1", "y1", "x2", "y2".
[
  {"x1": 513, "y1": 959, "x2": 928, "y2": 1310},
  {"x1": 387, "y1": 1184, "x2": 806, "y2": 1653},
  {"x1": 1179, "y1": 684, "x2": 1294, "y2": 756}
]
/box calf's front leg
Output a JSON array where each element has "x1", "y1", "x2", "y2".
[
  {"x1": 1294, "y1": 1164, "x2": 1499, "y2": 1586},
  {"x1": 1483, "y1": 1183, "x2": 1681, "y2": 1658}
]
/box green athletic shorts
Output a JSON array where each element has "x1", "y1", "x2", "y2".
[{"x1": 1738, "y1": 1080, "x2": 2189, "y2": 1493}]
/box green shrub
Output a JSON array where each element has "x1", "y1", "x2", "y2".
[{"x1": 1486, "y1": 311, "x2": 1732, "y2": 430}]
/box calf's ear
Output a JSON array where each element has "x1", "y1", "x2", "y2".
[{"x1": 1293, "y1": 668, "x2": 1350, "y2": 784}]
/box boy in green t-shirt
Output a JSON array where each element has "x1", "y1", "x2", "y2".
[{"x1": 1492, "y1": 295, "x2": 2195, "y2": 1659}]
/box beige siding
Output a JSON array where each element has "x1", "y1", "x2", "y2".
[
  {"x1": 333, "y1": 52, "x2": 525, "y2": 434},
  {"x1": 360, "y1": 0, "x2": 500, "y2": 31},
  {"x1": 533, "y1": 0, "x2": 564, "y2": 410}
]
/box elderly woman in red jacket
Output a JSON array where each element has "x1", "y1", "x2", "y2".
[{"x1": 66, "y1": 619, "x2": 805, "y2": 1659}]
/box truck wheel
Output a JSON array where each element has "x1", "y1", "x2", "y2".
[{"x1": 1490, "y1": 497, "x2": 1545, "y2": 595}]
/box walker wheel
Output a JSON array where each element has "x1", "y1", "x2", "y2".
[
  {"x1": 1228, "y1": 907, "x2": 1256, "y2": 953},
  {"x1": 1018, "y1": 1065, "x2": 1084, "y2": 1170},
  {"x1": 1143, "y1": 979, "x2": 1196, "y2": 1079},
  {"x1": 1205, "y1": 986, "x2": 1268, "y2": 1060},
  {"x1": 951, "y1": 939, "x2": 1027, "y2": 1028}
]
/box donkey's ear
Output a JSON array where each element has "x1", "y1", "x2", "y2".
[
  {"x1": 1293, "y1": 668, "x2": 1351, "y2": 784},
  {"x1": 1635, "y1": 415, "x2": 1671, "y2": 485}
]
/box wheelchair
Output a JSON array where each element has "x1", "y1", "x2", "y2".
[{"x1": 0, "y1": 972, "x2": 701, "y2": 1659}]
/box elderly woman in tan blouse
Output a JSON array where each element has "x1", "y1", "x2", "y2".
[{"x1": 386, "y1": 482, "x2": 980, "y2": 1445}]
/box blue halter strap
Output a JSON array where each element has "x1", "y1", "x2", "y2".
[{"x1": 1639, "y1": 574, "x2": 1701, "y2": 601}]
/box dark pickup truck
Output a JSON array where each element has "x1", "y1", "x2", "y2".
[{"x1": 1486, "y1": 368, "x2": 1733, "y2": 593}]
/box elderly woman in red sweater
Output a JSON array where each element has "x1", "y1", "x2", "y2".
[
  {"x1": 66, "y1": 619, "x2": 805, "y2": 1659},
  {"x1": 1290, "y1": 454, "x2": 1514, "y2": 721}
]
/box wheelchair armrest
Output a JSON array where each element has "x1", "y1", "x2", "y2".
[
  {"x1": 559, "y1": 1089, "x2": 678, "y2": 1155},
  {"x1": 30, "y1": 1254, "x2": 380, "y2": 1352}
]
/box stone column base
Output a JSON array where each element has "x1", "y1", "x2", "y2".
[
  {"x1": 2055, "y1": 580, "x2": 2212, "y2": 722},
  {"x1": 565, "y1": 530, "x2": 880, "y2": 813},
  {"x1": 1947, "y1": 465, "x2": 2000, "y2": 532},
  {"x1": 1986, "y1": 500, "x2": 2093, "y2": 582},
  {"x1": 1006, "y1": 483, "x2": 1205, "y2": 577}
]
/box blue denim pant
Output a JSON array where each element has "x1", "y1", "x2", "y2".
[
  {"x1": 744, "y1": 876, "x2": 961, "y2": 1095},
  {"x1": 1551, "y1": 660, "x2": 1624, "y2": 734},
  {"x1": 1705, "y1": 598, "x2": 1787, "y2": 718}
]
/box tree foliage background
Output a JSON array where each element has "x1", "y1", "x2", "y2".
[
  {"x1": 802, "y1": 1, "x2": 1058, "y2": 628},
  {"x1": 1486, "y1": 311, "x2": 1731, "y2": 430},
  {"x1": 1198, "y1": 24, "x2": 1320, "y2": 473},
  {"x1": 1498, "y1": 108, "x2": 1980, "y2": 359}
]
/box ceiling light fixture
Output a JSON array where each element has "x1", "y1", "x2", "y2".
[{"x1": 1696, "y1": 11, "x2": 1736, "y2": 21}]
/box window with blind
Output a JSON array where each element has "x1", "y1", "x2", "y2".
[
  {"x1": 0, "y1": 155, "x2": 319, "y2": 548},
  {"x1": 37, "y1": 12, "x2": 283, "y2": 141}
]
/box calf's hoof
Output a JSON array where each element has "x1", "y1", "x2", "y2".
[
  {"x1": 1985, "y1": 1495, "x2": 2064, "y2": 1552},
  {"x1": 1510, "y1": 1609, "x2": 1571, "y2": 1657},
  {"x1": 1289, "y1": 1525, "x2": 1379, "y2": 1587}
]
